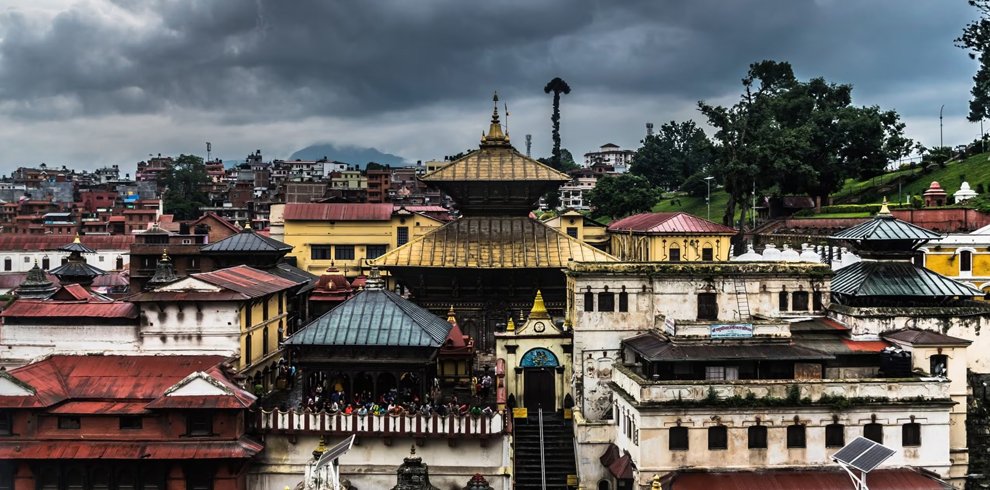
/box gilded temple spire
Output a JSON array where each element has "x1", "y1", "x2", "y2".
[{"x1": 481, "y1": 91, "x2": 509, "y2": 147}]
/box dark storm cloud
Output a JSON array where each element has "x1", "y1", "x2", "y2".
[{"x1": 0, "y1": 0, "x2": 976, "y2": 124}]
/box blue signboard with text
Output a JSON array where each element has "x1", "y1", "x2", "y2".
[{"x1": 710, "y1": 323, "x2": 754, "y2": 339}]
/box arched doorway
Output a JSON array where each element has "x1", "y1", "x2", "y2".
[{"x1": 520, "y1": 348, "x2": 559, "y2": 411}]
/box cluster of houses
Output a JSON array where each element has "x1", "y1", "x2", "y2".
[{"x1": 0, "y1": 100, "x2": 989, "y2": 490}]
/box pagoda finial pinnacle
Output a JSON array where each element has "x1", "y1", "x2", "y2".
[
  {"x1": 651, "y1": 474, "x2": 661, "y2": 490},
  {"x1": 481, "y1": 92, "x2": 509, "y2": 146},
  {"x1": 529, "y1": 290, "x2": 550, "y2": 320},
  {"x1": 244, "y1": 220, "x2": 252, "y2": 230},
  {"x1": 506, "y1": 316, "x2": 516, "y2": 332},
  {"x1": 73, "y1": 233, "x2": 81, "y2": 244},
  {"x1": 878, "y1": 197, "x2": 891, "y2": 216},
  {"x1": 161, "y1": 248, "x2": 169, "y2": 261},
  {"x1": 447, "y1": 305, "x2": 457, "y2": 325}
]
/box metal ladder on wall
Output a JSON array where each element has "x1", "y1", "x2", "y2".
[{"x1": 732, "y1": 277, "x2": 751, "y2": 321}]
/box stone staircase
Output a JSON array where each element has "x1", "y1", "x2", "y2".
[{"x1": 514, "y1": 412, "x2": 577, "y2": 489}]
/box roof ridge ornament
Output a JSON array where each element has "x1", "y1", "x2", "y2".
[
  {"x1": 366, "y1": 266, "x2": 385, "y2": 290},
  {"x1": 877, "y1": 197, "x2": 892, "y2": 217},
  {"x1": 529, "y1": 289, "x2": 550, "y2": 320},
  {"x1": 480, "y1": 92, "x2": 510, "y2": 147}
]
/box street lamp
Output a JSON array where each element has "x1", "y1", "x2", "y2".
[
  {"x1": 939, "y1": 104, "x2": 945, "y2": 149},
  {"x1": 704, "y1": 176, "x2": 715, "y2": 221}
]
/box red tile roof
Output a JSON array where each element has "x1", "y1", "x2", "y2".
[
  {"x1": 607, "y1": 212, "x2": 736, "y2": 235},
  {"x1": 0, "y1": 438, "x2": 262, "y2": 459},
  {"x1": 48, "y1": 401, "x2": 151, "y2": 415},
  {"x1": 194, "y1": 212, "x2": 241, "y2": 233},
  {"x1": 193, "y1": 265, "x2": 298, "y2": 297},
  {"x1": 0, "y1": 300, "x2": 137, "y2": 319},
  {"x1": 0, "y1": 272, "x2": 59, "y2": 289},
  {"x1": 53, "y1": 284, "x2": 92, "y2": 301},
  {"x1": 0, "y1": 355, "x2": 234, "y2": 409},
  {"x1": 664, "y1": 469, "x2": 946, "y2": 490},
  {"x1": 283, "y1": 203, "x2": 394, "y2": 221},
  {"x1": 0, "y1": 234, "x2": 133, "y2": 251}
]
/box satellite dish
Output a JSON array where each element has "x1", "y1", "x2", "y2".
[{"x1": 832, "y1": 436, "x2": 896, "y2": 490}]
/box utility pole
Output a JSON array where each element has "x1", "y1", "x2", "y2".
[
  {"x1": 705, "y1": 176, "x2": 714, "y2": 221},
  {"x1": 939, "y1": 104, "x2": 944, "y2": 149}
]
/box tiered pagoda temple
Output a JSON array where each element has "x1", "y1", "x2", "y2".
[
  {"x1": 373, "y1": 96, "x2": 616, "y2": 352},
  {"x1": 49, "y1": 235, "x2": 106, "y2": 287},
  {"x1": 829, "y1": 200, "x2": 983, "y2": 307}
]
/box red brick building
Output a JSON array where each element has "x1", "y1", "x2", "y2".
[{"x1": 0, "y1": 355, "x2": 259, "y2": 490}]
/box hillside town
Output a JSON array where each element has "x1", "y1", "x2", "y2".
[
  {"x1": 9, "y1": 2, "x2": 990, "y2": 490},
  {"x1": 1, "y1": 94, "x2": 990, "y2": 490}
]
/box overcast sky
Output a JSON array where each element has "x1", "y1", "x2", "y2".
[{"x1": 0, "y1": 0, "x2": 982, "y2": 173}]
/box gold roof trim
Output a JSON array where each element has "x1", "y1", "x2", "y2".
[{"x1": 370, "y1": 216, "x2": 617, "y2": 269}]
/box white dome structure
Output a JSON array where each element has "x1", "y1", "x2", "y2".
[
  {"x1": 799, "y1": 243, "x2": 823, "y2": 263},
  {"x1": 779, "y1": 244, "x2": 801, "y2": 262},
  {"x1": 954, "y1": 181, "x2": 978, "y2": 203},
  {"x1": 761, "y1": 244, "x2": 782, "y2": 261},
  {"x1": 732, "y1": 243, "x2": 763, "y2": 261}
]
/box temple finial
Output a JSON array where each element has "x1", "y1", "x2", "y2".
[
  {"x1": 506, "y1": 316, "x2": 516, "y2": 332},
  {"x1": 161, "y1": 248, "x2": 169, "y2": 261},
  {"x1": 529, "y1": 290, "x2": 550, "y2": 320},
  {"x1": 481, "y1": 92, "x2": 508, "y2": 146},
  {"x1": 447, "y1": 305, "x2": 457, "y2": 325},
  {"x1": 73, "y1": 233, "x2": 81, "y2": 244},
  {"x1": 878, "y1": 196, "x2": 891, "y2": 216}
]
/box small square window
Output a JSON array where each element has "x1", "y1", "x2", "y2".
[
  {"x1": 702, "y1": 247, "x2": 714, "y2": 261},
  {"x1": 864, "y1": 423, "x2": 884, "y2": 444},
  {"x1": 792, "y1": 291, "x2": 809, "y2": 311},
  {"x1": 747, "y1": 425, "x2": 767, "y2": 449},
  {"x1": 902, "y1": 423, "x2": 921, "y2": 447},
  {"x1": 786, "y1": 424, "x2": 806, "y2": 448},
  {"x1": 310, "y1": 245, "x2": 332, "y2": 261},
  {"x1": 669, "y1": 247, "x2": 681, "y2": 262},
  {"x1": 335, "y1": 245, "x2": 355, "y2": 260},
  {"x1": 187, "y1": 413, "x2": 212, "y2": 436},
  {"x1": 119, "y1": 416, "x2": 143, "y2": 430},
  {"x1": 669, "y1": 426, "x2": 689, "y2": 451},
  {"x1": 618, "y1": 291, "x2": 629, "y2": 312},
  {"x1": 58, "y1": 416, "x2": 81, "y2": 430},
  {"x1": 825, "y1": 423, "x2": 845, "y2": 447},
  {"x1": 708, "y1": 426, "x2": 727, "y2": 450},
  {"x1": 598, "y1": 292, "x2": 615, "y2": 312}
]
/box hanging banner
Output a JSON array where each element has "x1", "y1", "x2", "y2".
[{"x1": 710, "y1": 323, "x2": 754, "y2": 339}]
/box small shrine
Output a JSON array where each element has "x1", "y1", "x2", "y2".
[
  {"x1": 829, "y1": 199, "x2": 982, "y2": 307},
  {"x1": 464, "y1": 474, "x2": 493, "y2": 490},
  {"x1": 145, "y1": 249, "x2": 179, "y2": 290},
  {"x1": 437, "y1": 306, "x2": 475, "y2": 387},
  {"x1": 494, "y1": 290, "x2": 572, "y2": 412},
  {"x1": 49, "y1": 235, "x2": 106, "y2": 286},
  {"x1": 14, "y1": 262, "x2": 58, "y2": 299},
  {"x1": 954, "y1": 181, "x2": 979, "y2": 203},
  {"x1": 391, "y1": 446, "x2": 440, "y2": 490},
  {"x1": 923, "y1": 181, "x2": 948, "y2": 207}
]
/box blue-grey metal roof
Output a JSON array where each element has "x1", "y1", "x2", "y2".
[
  {"x1": 831, "y1": 261, "x2": 982, "y2": 297},
  {"x1": 285, "y1": 289, "x2": 451, "y2": 348},
  {"x1": 200, "y1": 230, "x2": 292, "y2": 254},
  {"x1": 58, "y1": 241, "x2": 96, "y2": 254},
  {"x1": 829, "y1": 215, "x2": 941, "y2": 242},
  {"x1": 50, "y1": 261, "x2": 107, "y2": 278},
  {"x1": 269, "y1": 262, "x2": 318, "y2": 293}
]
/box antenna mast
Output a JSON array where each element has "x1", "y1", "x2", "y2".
[{"x1": 526, "y1": 134, "x2": 532, "y2": 157}]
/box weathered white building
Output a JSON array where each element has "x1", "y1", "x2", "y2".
[
  {"x1": 565, "y1": 261, "x2": 965, "y2": 489},
  {"x1": 0, "y1": 235, "x2": 131, "y2": 273},
  {"x1": 583, "y1": 143, "x2": 634, "y2": 173}
]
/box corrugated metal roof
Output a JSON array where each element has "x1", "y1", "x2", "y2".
[
  {"x1": 193, "y1": 265, "x2": 298, "y2": 297},
  {"x1": 371, "y1": 216, "x2": 617, "y2": 269},
  {"x1": 49, "y1": 260, "x2": 107, "y2": 278},
  {"x1": 420, "y1": 147, "x2": 570, "y2": 182},
  {"x1": 624, "y1": 332, "x2": 834, "y2": 362},
  {"x1": 0, "y1": 355, "x2": 228, "y2": 408},
  {"x1": 0, "y1": 272, "x2": 59, "y2": 288},
  {"x1": 607, "y1": 212, "x2": 737, "y2": 235},
  {"x1": 0, "y1": 300, "x2": 138, "y2": 319},
  {"x1": 0, "y1": 438, "x2": 262, "y2": 460},
  {"x1": 830, "y1": 214, "x2": 942, "y2": 242},
  {"x1": 0, "y1": 234, "x2": 134, "y2": 251},
  {"x1": 200, "y1": 229, "x2": 292, "y2": 254},
  {"x1": 49, "y1": 401, "x2": 151, "y2": 414},
  {"x1": 283, "y1": 203, "x2": 394, "y2": 221},
  {"x1": 285, "y1": 289, "x2": 452, "y2": 348},
  {"x1": 664, "y1": 469, "x2": 949, "y2": 490},
  {"x1": 788, "y1": 317, "x2": 849, "y2": 332},
  {"x1": 883, "y1": 328, "x2": 972, "y2": 346},
  {"x1": 831, "y1": 261, "x2": 983, "y2": 297}
]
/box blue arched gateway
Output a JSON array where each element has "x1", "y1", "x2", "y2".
[{"x1": 520, "y1": 348, "x2": 559, "y2": 411}]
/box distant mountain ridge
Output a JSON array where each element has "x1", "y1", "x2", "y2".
[{"x1": 289, "y1": 143, "x2": 407, "y2": 168}]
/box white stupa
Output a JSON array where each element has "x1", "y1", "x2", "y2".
[
  {"x1": 732, "y1": 243, "x2": 763, "y2": 261},
  {"x1": 954, "y1": 181, "x2": 978, "y2": 203},
  {"x1": 780, "y1": 244, "x2": 801, "y2": 262}
]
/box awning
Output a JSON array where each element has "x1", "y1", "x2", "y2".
[
  {"x1": 0, "y1": 437, "x2": 262, "y2": 459},
  {"x1": 663, "y1": 468, "x2": 949, "y2": 490},
  {"x1": 607, "y1": 452, "x2": 634, "y2": 480},
  {"x1": 599, "y1": 443, "x2": 620, "y2": 467},
  {"x1": 625, "y1": 332, "x2": 834, "y2": 362},
  {"x1": 794, "y1": 337, "x2": 891, "y2": 356}
]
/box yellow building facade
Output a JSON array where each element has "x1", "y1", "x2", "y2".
[
  {"x1": 282, "y1": 203, "x2": 443, "y2": 277},
  {"x1": 607, "y1": 212, "x2": 736, "y2": 262},
  {"x1": 240, "y1": 289, "x2": 288, "y2": 383},
  {"x1": 544, "y1": 209, "x2": 609, "y2": 251},
  {"x1": 922, "y1": 224, "x2": 990, "y2": 294}
]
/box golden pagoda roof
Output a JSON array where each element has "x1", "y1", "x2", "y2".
[
  {"x1": 371, "y1": 216, "x2": 617, "y2": 269},
  {"x1": 421, "y1": 95, "x2": 569, "y2": 183}
]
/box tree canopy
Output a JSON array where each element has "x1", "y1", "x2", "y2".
[
  {"x1": 958, "y1": 0, "x2": 990, "y2": 122},
  {"x1": 544, "y1": 77, "x2": 572, "y2": 170},
  {"x1": 698, "y1": 60, "x2": 912, "y2": 228},
  {"x1": 159, "y1": 154, "x2": 211, "y2": 221},
  {"x1": 629, "y1": 120, "x2": 714, "y2": 191},
  {"x1": 586, "y1": 174, "x2": 658, "y2": 219}
]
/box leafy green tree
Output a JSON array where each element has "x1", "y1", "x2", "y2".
[
  {"x1": 958, "y1": 1, "x2": 990, "y2": 121},
  {"x1": 159, "y1": 154, "x2": 211, "y2": 220},
  {"x1": 544, "y1": 77, "x2": 572, "y2": 170},
  {"x1": 699, "y1": 60, "x2": 912, "y2": 228},
  {"x1": 630, "y1": 120, "x2": 714, "y2": 191},
  {"x1": 366, "y1": 162, "x2": 387, "y2": 171},
  {"x1": 586, "y1": 174, "x2": 658, "y2": 219}
]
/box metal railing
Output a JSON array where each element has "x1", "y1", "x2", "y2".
[{"x1": 538, "y1": 408, "x2": 547, "y2": 490}]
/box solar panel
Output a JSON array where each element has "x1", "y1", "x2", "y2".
[
  {"x1": 832, "y1": 436, "x2": 896, "y2": 473},
  {"x1": 315, "y1": 434, "x2": 356, "y2": 470}
]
